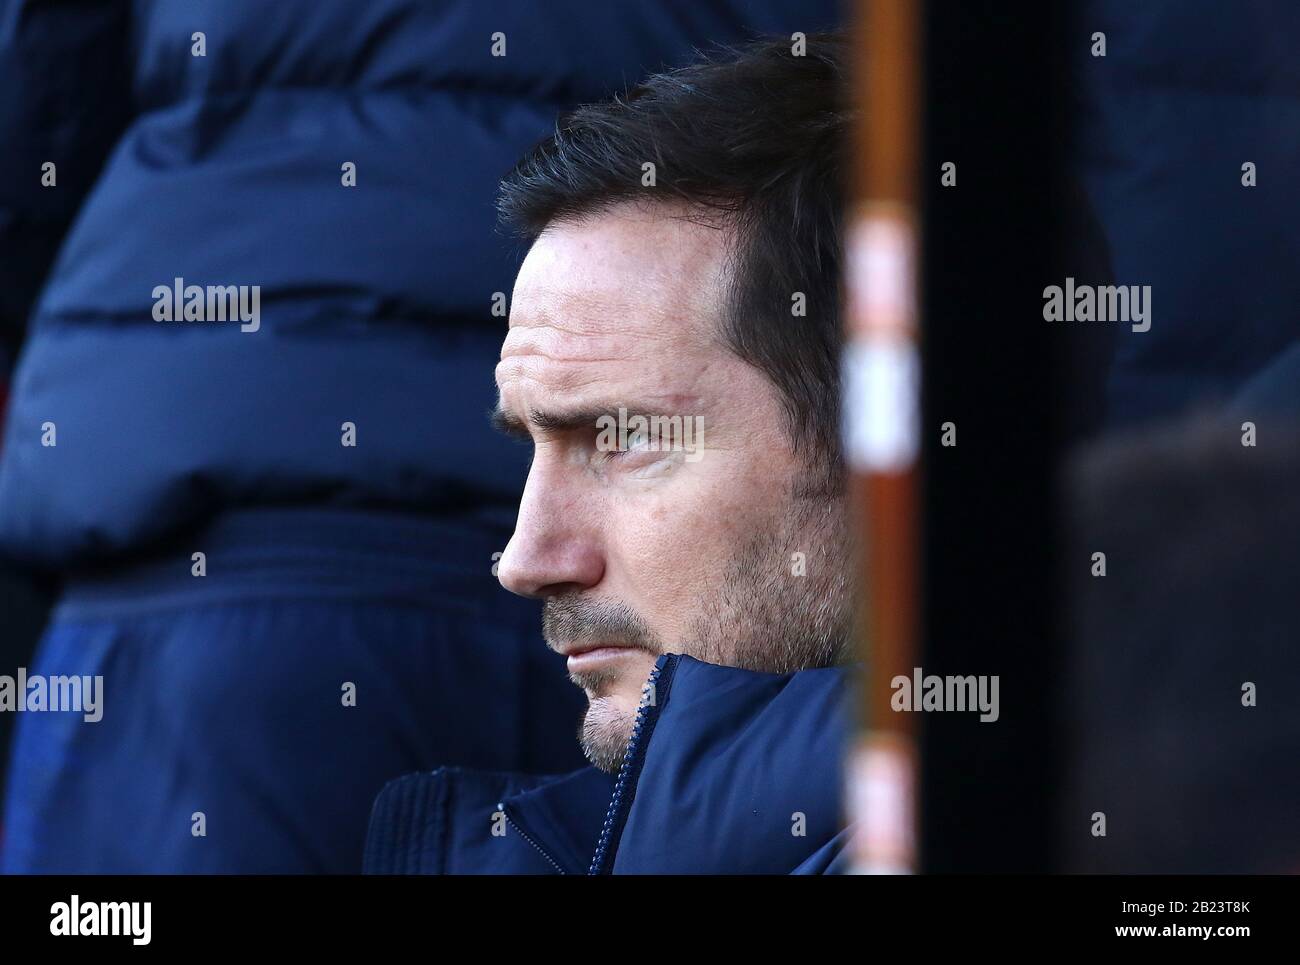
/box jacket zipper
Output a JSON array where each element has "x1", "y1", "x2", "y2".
[
  {"x1": 587, "y1": 654, "x2": 680, "y2": 875},
  {"x1": 502, "y1": 805, "x2": 566, "y2": 874}
]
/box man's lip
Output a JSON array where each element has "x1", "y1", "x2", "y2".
[
  {"x1": 565, "y1": 645, "x2": 647, "y2": 670},
  {"x1": 559, "y1": 641, "x2": 635, "y2": 658}
]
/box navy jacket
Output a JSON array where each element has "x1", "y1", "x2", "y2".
[
  {"x1": 364, "y1": 654, "x2": 852, "y2": 874},
  {"x1": 0, "y1": 0, "x2": 844, "y2": 567}
]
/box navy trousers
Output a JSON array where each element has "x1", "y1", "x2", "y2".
[{"x1": 0, "y1": 507, "x2": 585, "y2": 873}]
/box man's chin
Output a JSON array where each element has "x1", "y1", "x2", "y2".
[{"x1": 579, "y1": 696, "x2": 636, "y2": 773}]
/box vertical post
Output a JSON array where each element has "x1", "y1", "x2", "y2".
[{"x1": 843, "y1": 0, "x2": 922, "y2": 875}]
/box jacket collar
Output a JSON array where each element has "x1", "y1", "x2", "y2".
[
  {"x1": 366, "y1": 656, "x2": 850, "y2": 874},
  {"x1": 595, "y1": 654, "x2": 851, "y2": 874}
]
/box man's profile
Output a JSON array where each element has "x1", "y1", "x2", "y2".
[
  {"x1": 493, "y1": 34, "x2": 853, "y2": 770},
  {"x1": 367, "y1": 33, "x2": 857, "y2": 874}
]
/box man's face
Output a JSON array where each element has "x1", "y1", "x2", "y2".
[{"x1": 494, "y1": 201, "x2": 850, "y2": 772}]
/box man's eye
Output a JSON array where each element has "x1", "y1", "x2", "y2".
[
  {"x1": 598, "y1": 429, "x2": 655, "y2": 462},
  {"x1": 625, "y1": 429, "x2": 653, "y2": 451}
]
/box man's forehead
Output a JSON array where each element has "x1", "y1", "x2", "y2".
[
  {"x1": 495, "y1": 313, "x2": 715, "y2": 409},
  {"x1": 494, "y1": 204, "x2": 737, "y2": 423},
  {"x1": 505, "y1": 203, "x2": 729, "y2": 348}
]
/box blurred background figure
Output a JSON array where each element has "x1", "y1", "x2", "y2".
[
  {"x1": 0, "y1": 0, "x2": 841, "y2": 872},
  {"x1": 1065, "y1": 417, "x2": 1300, "y2": 873},
  {"x1": 1060, "y1": 0, "x2": 1300, "y2": 872}
]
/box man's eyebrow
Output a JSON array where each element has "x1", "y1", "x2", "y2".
[
  {"x1": 489, "y1": 406, "x2": 531, "y2": 441},
  {"x1": 490, "y1": 403, "x2": 667, "y2": 439},
  {"x1": 527, "y1": 406, "x2": 618, "y2": 433}
]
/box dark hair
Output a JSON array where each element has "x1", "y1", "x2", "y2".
[{"x1": 498, "y1": 33, "x2": 852, "y2": 490}]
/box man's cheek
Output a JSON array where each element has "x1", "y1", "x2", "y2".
[{"x1": 623, "y1": 501, "x2": 725, "y2": 582}]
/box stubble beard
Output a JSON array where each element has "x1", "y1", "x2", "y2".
[{"x1": 555, "y1": 481, "x2": 852, "y2": 774}]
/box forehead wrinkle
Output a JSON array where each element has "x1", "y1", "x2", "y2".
[
  {"x1": 496, "y1": 348, "x2": 714, "y2": 418},
  {"x1": 500, "y1": 326, "x2": 640, "y2": 364},
  {"x1": 498, "y1": 316, "x2": 683, "y2": 370},
  {"x1": 495, "y1": 354, "x2": 630, "y2": 408},
  {"x1": 507, "y1": 282, "x2": 714, "y2": 350},
  {"x1": 507, "y1": 288, "x2": 688, "y2": 336}
]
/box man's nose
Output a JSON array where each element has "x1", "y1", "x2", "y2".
[{"x1": 496, "y1": 471, "x2": 603, "y2": 599}]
